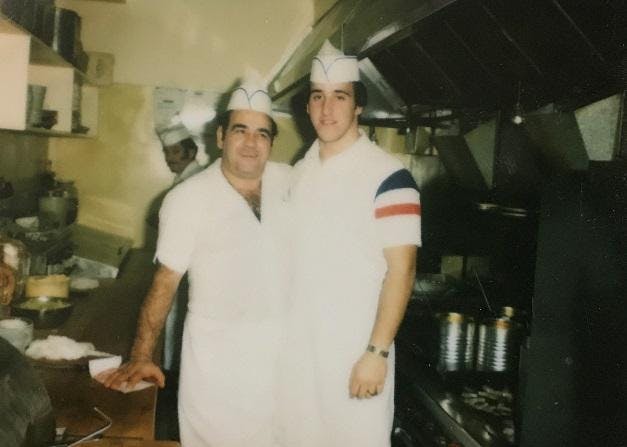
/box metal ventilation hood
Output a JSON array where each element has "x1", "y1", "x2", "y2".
[{"x1": 271, "y1": 0, "x2": 626, "y2": 122}]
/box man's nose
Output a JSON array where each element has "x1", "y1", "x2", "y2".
[
  {"x1": 244, "y1": 132, "x2": 257, "y2": 147},
  {"x1": 321, "y1": 97, "x2": 332, "y2": 115}
]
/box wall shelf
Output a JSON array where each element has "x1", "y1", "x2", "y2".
[{"x1": 0, "y1": 13, "x2": 98, "y2": 138}]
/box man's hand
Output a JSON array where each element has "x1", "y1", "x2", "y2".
[
  {"x1": 100, "y1": 358, "x2": 166, "y2": 391},
  {"x1": 349, "y1": 351, "x2": 387, "y2": 399}
]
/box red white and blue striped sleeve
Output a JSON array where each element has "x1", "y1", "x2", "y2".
[{"x1": 374, "y1": 169, "x2": 422, "y2": 248}]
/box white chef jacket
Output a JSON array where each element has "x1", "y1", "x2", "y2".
[
  {"x1": 280, "y1": 133, "x2": 421, "y2": 447},
  {"x1": 163, "y1": 158, "x2": 204, "y2": 371},
  {"x1": 173, "y1": 159, "x2": 204, "y2": 185},
  {"x1": 156, "y1": 160, "x2": 291, "y2": 447}
]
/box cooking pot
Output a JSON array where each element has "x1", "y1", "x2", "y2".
[
  {"x1": 475, "y1": 317, "x2": 523, "y2": 373},
  {"x1": 435, "y1": 312, "x2": 476, "y2": 372}
]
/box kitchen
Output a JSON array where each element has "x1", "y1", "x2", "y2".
[{"x1": 1, "y1": 0, "x2": 626, "y2": 446}]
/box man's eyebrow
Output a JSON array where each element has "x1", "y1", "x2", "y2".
[
  {"x1": 333, "y1": 89, "x2": 352, "y2": 96},
  {"x1": 230, "y1": 122, "x2": 271, "y2": 136}
]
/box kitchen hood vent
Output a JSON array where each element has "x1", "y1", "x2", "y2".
[{"x1": 272, "y1": 0, "x2": 625, "y2": 121}]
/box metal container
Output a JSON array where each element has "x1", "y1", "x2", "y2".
[
  {"x1": 41, "y1": 7, "x2": 81, "y2": 64},
  {"x1": 436, "y1": 312, "x2": 476, "y2": 372},
  {"x1": 475, "y1": 317, "x2": 523, "y2": 372},
  {"x1": 0, "y1": 316, "x2": 33, "y2": 353},
  {"x1": 11, "y1": 296, "x2": 73, "y2": 329}
]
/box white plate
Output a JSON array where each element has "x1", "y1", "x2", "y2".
[{"x1": 70, "y1": 277, "x2": 100, "y2": 292}]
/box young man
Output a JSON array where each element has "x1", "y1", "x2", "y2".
[
  {"x1": 280, "y1": 40, "x2": 421, "y2": 447},
  {"x1": 103, "y1": 76, "x2": 291, "y2": 447}
]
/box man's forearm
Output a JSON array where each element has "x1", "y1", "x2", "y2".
[
  {"x1": 130, "y1": 264, "x2": 182, "y2": 361},
  {"x1": 368, "y1": 245, "x2": 417, "y2": 350}
]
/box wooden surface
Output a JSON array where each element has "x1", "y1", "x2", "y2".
[
  {"x1": 32, "y1": 249, "x2": 159, "y2": 441},
  {"x1": 82, "y1": 441, "x2": 179, "y2": 447}
]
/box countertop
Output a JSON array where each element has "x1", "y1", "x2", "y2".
[{"x1": 31, "y1": 249, "x2": 159, "y2": 442}]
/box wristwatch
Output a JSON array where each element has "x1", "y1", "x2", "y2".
[{"x1": 366, "y1": 344, "x2": 389, "y2": 358}]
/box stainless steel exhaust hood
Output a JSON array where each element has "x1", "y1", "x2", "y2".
[{"x1": 271, "y1": 0, "x2": 625, "y2": 120}]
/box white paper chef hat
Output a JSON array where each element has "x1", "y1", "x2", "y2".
[
  {"x1": 227, "y1": 69, "x2": 272, "y2": 116},
  {"x1": 310, "y1": 40, "x2": 360, "y2": 84},
  {"x1": 157, "y1": 122, "x2": 192, "y2": 147}
]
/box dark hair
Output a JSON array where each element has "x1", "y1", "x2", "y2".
[
  {"x1": 305, "y1": 81, "x2": 368, "y2": 108},
  {"x1": 179, "y1": 137, "x2": 198, "y2": 152},
  {"x1": 174, "y1": 137, "x2": 198, "y2": 159},
  {"x1": 216, "y1": 110, "x2": 278, "y2": 142},
  {"x1": 353, "y1": 81, "x2": 368, "y2": 108}
]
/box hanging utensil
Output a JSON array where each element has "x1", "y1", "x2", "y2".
[{"x1": 472, "y1": 267, "x2": 494, "y2": 314}]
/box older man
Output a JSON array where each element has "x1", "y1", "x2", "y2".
[
  {"x1": 104, "y1": 76, "x2": 290, "y2": 447},
  {"x1": 280, "y1": 41, "x2": 421, "y2": 447}
]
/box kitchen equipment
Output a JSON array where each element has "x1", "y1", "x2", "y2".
[
  {"x1": 56, "y1": 180, "x2": 78, "y2": 224},
  {"x1": 12, "y1": 296, "x2": 73, "y2": 329},
  {"x1": 411, "y1": 273, "x2": 458, "y2": 306},
  {"x1": 0, "y1": 337, "x2": 56, "y2": 447},
  {"x1": 472, "y1": 268, "x2": 494, "y2": 314},
  {"x1": 27, "y1": 84, "x2": 47, "y2": 127},
  {"x1": 41, "y1": 7, "x2": 81, "y2": 64},
  {"x1": 39, "y1": 109, "x2": 58, "y2": 129},
  {"x1": 26, "y1": 274, "x2": 69, "y2": 298},
  {"x1": 0, "y1": 235, "x2": 31, "y2": 304},
  {"x1": 435, "y1": 312, "x2": 476, "y2": 372},
  {"x1": 39, "y1": 195, "x2": 69, "y2": 228},
  {"x1": 0, "y1": 316, "x2": 33, "y2": 352},
  {"x1": 475, "y1": 317, "x2": 523, "y2": 373}
]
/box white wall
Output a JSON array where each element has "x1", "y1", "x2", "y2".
[
  {"x1": 56, "y1": 0, "x2": 314, "y2": 90},
  {"x1": 49, "y1": 0, "x2": 315, "y2": 247}
]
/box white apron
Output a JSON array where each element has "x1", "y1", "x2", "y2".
[
  {"x1": 280, "y1": 137, "x2": 403, "y2": 447},
  {"x1": 157, "y1": 161, "x2": 290, "y2": 447}
]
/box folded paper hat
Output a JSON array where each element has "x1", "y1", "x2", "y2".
[
  {"x1": 227, "y1": 70, "x2": 272, "y2": 116},
  {"x1": 310, "y1": 39, "x2": 360, "y2": 84},
  {"x1": 157, "y1": 122, "x2": 192, "y2": 147}
]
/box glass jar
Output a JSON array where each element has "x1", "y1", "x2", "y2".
[
  {"x1": 0, "y1": 317, "x2": 34, "y2": 353},
  {"x1": 0, "y1": 236, "x2": 31, "y2": 307}
]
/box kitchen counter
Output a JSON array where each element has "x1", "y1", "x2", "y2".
[{"x1": 31, "y1": 249, "x2": 159, "y2": 442}]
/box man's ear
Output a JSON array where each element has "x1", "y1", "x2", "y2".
[
  {"x1": 216, "y1": 126, "x2": 224, "y2": 150},
  {"x1": 355, "y1": 105, "x2": 363, "y2": 116},
  {"x1": 306, "y1": 103, "x2": 310, "y2": 115}
]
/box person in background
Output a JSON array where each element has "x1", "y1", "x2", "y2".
[
  {"x1": 158, "y1": 123, "x2": 204, "y2": 185},
  {"x1": 102, "y1": 74, "x2": 291, "y2": 447},
  {"x1": 279, "y1": 40, "x2": 421, "y2": 447}
]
